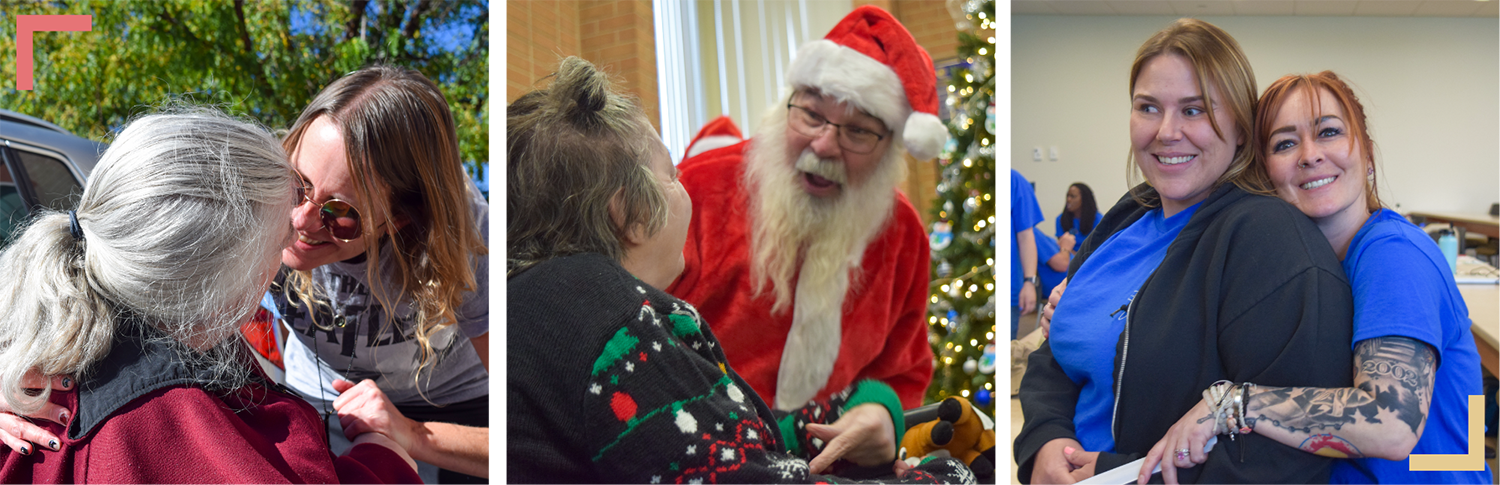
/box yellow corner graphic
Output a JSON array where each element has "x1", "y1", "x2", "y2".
[{"x1": 1409, "y1": 395, "x2": 1486, "y2": 471}]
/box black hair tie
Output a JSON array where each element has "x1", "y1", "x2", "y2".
[{"x1": 68, "y1": 210, "x2": 84, "y2": 241}]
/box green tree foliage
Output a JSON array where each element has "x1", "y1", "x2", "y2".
[
  {"x1": 483, "y1": 0, "x2": 495, "y2": 165},
  {"x1": 0, "y1": 0, "x2": 488, "y2": 181}
]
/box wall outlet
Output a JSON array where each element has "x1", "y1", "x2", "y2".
[
  {"x1": 1032, "y1": 147, "x2": 1043, "y2": 161},
  {"x1": 1049, "y1": 146, "x2": 1060, "y2": 161}
]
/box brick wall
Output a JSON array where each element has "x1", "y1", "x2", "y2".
[
  {"x1": 886, "y1": 0, "x2": 967, "y2": 227},
  {"x1": 895, "y1": 0, "x2": 961, "y2": 63},
  {"x1": 888, "y1": 0, "x2": 960, "y2": 226},
  {"x1": 579, "y1": 0, "x2": 659, "y2": 131},
  {"x1": 507, "y1": 1, "x2": 582, "y2": 102},
  {"x1": 506, "y1": 1, "x2": 659, "y2": 130}
]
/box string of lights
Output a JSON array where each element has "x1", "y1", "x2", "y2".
[{"x1": 924, "y1": 0, "x2": 997, "y2": 415}]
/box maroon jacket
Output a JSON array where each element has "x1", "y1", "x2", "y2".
[{"x1": 0, "y1": 326, "x2": 420, "y2": 483}]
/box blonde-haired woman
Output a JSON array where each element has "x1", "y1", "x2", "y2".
[
  {"x1": 274, "y1": 65, "x2": 490, "y2": 483},
  {"x1": 0, "y1": 109, "x2": 418, "y2": 483}
]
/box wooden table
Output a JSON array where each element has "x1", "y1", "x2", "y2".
[
  {"x1": 1460, "y1": 285, "x2": 1499, "y2": 377},
  {"x1": 1410, "y1": 211, "x2": 1500, "y2": 239},
  {"x1": 1456, "y1": 285, "x2": 1498, "y2": 485}
]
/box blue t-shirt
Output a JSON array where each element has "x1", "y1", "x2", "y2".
[
  {"x1": 1049, "y1": 202, "x2": 1201, "y2": 452},
  {"x1": 1032, "y1": 227, "x2": 1066, "y2": 299},
  {"x1": 1011, "y1": 170, "x2": 1045, "y2": 307},
  {"x1": 1331, "y1": 209, "x2": 1491, "y2": 484},
  {"x1": 1054, "y1": 212, "x2": 1103, "y2": 252}
]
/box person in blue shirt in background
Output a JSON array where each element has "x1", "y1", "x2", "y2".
[
  {"x1": 1011, "y1": 170, "x2": 1044, "y2": 340},
  {"x1": 1140, "y1": 71, "x2": 1490, "y2": 484},
  {"x1": 1012, "y1": 228, "x2": 1070, "y2": 340},
  {"x1": 1053, "y1": 182, "x2": 1102, "y2": 255}
]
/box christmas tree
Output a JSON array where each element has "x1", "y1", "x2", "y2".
[{"x1": 924, "y1": 0, "x2": 997, "y2": 417}]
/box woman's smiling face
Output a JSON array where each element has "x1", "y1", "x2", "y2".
[
  {"x1": 1130, "y1": 53, "x2": 1242, "y2": 216},
  {"x1": 1263, "y1": 86, "x2": 1369, "y2": 227},
  {"x1": 282, "y1": 116, "x2": 388, "y2": 270}
]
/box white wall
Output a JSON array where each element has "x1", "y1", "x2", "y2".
[
  {"x1": 693, "y1": 0, "x2": 852, "y2": 136},
  {"x1": 1012, "y1": 15, "x2": 1499, "y2": 227}
]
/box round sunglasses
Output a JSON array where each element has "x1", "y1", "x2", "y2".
[{"x1": 294, "y1": 176, "x2": 363, "y2": 242}]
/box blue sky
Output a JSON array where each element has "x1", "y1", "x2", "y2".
[
  {"x1": 474, "y1": 163, "x2": 498, "y2": 193},
  {"x1": 287, "y1": 2, "x2": 483, "y2": 55}
]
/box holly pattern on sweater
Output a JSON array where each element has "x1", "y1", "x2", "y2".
[{"x1": 509, "y1": 253, "x2": 972, "y2": 483}]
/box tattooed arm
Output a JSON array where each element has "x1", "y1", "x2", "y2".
[
  {"x1": 1245, "y1": 336, "x2": 1436, "y2": 460},
  {"x1": 1139, "y1": 336, "x2": 1435, "y2": 482}
]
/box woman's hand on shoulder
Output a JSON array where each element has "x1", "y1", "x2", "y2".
[{"x1": 0, "y1": 371, "x2": 73, "y2": 455}]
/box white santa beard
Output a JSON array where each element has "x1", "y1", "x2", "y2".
[{"x1": 743, "y1": 110, "x2": 904, "y2": 409}]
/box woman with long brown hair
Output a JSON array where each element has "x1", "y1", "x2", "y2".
[
  {"x1": 273, "y1": 65, "x2": 489, "y2": 483},
  {"x1": 1053, "y1": 182, "x2": 1100, "y2": 255}
]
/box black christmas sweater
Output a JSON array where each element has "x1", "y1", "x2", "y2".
[
  {"x1": 508, "y1": 253, "x2": 974, "y2": 484},
  {"x1": 1014, "y1": 183, "x2": 1354, "y2": 483}
]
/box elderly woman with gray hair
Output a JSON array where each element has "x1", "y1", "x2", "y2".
[{"x1": 0, "y1": 109, "x2": 419, "y2": 483}]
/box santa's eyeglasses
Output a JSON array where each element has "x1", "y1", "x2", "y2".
[{"x1": 786, "y1": 103, "x2": 888, "y2": 154}]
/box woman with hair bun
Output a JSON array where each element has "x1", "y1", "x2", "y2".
[{"x1": 0, "y1": 109, "x2": 419, "y2": 483}]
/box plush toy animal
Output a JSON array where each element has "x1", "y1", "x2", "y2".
[{"x1": 899, "y1": 397, "x2": 996, "y2": 475}]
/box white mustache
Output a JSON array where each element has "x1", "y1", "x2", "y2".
[{"x1": 794, "y1": 150, "x2": 848, "y2": 185}]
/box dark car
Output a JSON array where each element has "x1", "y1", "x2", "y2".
[{"x1": 0, "y1": 110, "x2": 105, "y2": 247}]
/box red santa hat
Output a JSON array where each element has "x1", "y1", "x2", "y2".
[
  {"x1": 684, "y1": 115, "x2": 744, "y2": 159},
  {"x1": 786, "y1": 5, "x2": 947, "y2": 161}
]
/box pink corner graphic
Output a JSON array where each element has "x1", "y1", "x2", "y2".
[{"x1": 15, "y1": 15, "x2": 92, "y2": 91}]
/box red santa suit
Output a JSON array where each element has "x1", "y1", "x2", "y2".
[
  {"x1": 667, "y1": 138, "x2": 933, "y2": 409},
  {"x1": 667, "y1": 5, "x2": 946, "y2": 411}
]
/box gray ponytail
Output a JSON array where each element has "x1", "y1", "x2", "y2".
[{"x1": 0, "y1": 108, "x2": 294, "y2": 413}]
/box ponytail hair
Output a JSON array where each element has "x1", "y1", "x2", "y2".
[{"x1": 0, "y1": 108, "x2": 294, "y2": 414}]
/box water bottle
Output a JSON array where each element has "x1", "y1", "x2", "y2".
[{"x1": 1438, "y1": 229, "x2": 1458, "y2": 274}]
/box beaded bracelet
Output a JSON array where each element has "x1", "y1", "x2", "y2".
[
  {"x1": 1201, "y1": 380, "x2": 1234, "y2": 435},
  {"x1": 1202, "y1": 380, "x2": 1261, "y2": 440},
  {"x1": 1237, "y1": 382, "x2": 1255, "y2": 434}
]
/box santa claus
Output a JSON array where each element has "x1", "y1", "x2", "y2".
[{"x1": 667, "y1": 5, "x2": 946, "y2": 417}]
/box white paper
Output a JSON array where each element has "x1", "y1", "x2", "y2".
[{"x1": 1075, "y1": 437, "x2": 1217, "y2": 485}]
